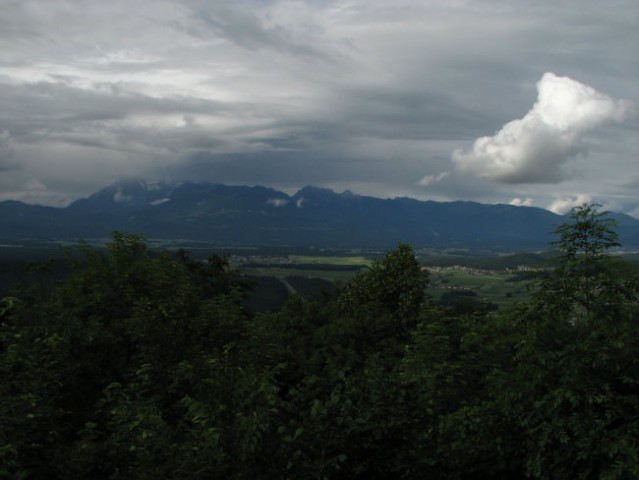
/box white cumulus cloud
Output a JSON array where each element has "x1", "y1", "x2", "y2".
[
  {"x1": 113, "y1": 188, "x2": 134, "y2": 204},
  {"x1": 509, "y1": 197, "x2": 534, "y2": 207},
  {"x1": 452, "y1": 73, "x2": 635, "y2": 184},
  {"x1": 418, "y1": 171, "x2": 450, "y2": 186},
  {"x1": 266, "y1": 198, "x2": 289, "y2": 207},
  {"x1": 547, "y1": 194, "x2": 593, "y2": 214}
]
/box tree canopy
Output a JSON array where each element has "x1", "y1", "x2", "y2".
[{"x1": 2, "y1": 206, "x2": 639, "y2": 478}]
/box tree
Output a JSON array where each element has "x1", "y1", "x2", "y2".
[
  {"x1": 0, "y1": 232, "x2": 256, "y2": 478},
  {"x1": 399, "y1": 206, "x2": 639, "y2": 478},
  {"x1": 538, "y1": 203, "x2": 636, "y2": 321},
  {"x1": 4, "y1": 221, "x2": 639, "y2": 479},
  {"x1": 338, "y1": 243, "x2": 428, "y2": 338},
  {"x1": 508, "y1": 205, "x2": 639, "y2": 479}
]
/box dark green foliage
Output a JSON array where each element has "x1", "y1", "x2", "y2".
[
  {"x1": 498, "y1": 205, "x2": 639, "y2": 478},
  {"x1": 2, "y1": 209, "x2": 639, "y2": 478},
  {"x1": 241, "y1": 275, "x2": 290, "y2": 312},
  {"x1": 502, "y1": 206, "x2": 639, "y2": 478},
  {"x1": 1, "y1": 233, "x2": 254, "y2": 478},
  {"x1": 285, "y1": 276, "x2": 336, "y2": 301},
  {"x1": 436, "y1": 290, "x2": 499, "y2": 316},
  {"x1": 538, "y1": 203, "x2": 636, "y2": 320},
  {"x1": 338, "y1": 243, "x2": 427, "y2": 334},
  {"x1": 242, "y1": 263, "x2": 363, "y2": 272}
]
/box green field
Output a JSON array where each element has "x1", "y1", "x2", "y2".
[
  {"x1": 235, "y1": 251, "x2": 540, "y2": 310},
  {"x1": 426, "y1": 267, "x2": 537, "y2": 307},
  {"x1": 287, "y1": 255, "x2": 372, "y2": 266},
  {"x1": 1, "y1": 245, "x2": 543, "y2": 311},
  {"x1": 233, "y1": 253, "x2": 372, "y2": 283},
  {"x1": 238, "y1": 266, "x2": 360, "y2": 283}
]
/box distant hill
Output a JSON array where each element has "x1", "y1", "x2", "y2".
[{"x1": 2, "y1": 179, "x2": 639, "y2": 250}]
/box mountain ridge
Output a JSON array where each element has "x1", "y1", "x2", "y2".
[{"x1": 2, "y1": 180, "x2": 639, "y2": 250}]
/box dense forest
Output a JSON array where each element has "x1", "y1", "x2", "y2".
[{"x1": 2, "y1": 205, "x2": 639, "y2": 479}]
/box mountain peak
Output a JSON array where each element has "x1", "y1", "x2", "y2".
[
  {"x1": 293, "y1": 185, "x2": 336, "y2": 197},
  {"x1": 6, "y1": 179, "x2": 639, "y2": 250},
  {"x1": 68, "y1": 178, "x2": 175, "y2": 211}
]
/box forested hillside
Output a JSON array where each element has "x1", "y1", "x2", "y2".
[{"x1": 2, "y1": 205, "x2": 639, "y2": 479}]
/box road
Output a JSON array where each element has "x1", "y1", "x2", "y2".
[{"x1": 278, "y1": 277, "x2": 297, "y2": 294}]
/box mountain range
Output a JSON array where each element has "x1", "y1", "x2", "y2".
[{"x1": 2, "y1": 179, "x2": 639, "y2": 250}]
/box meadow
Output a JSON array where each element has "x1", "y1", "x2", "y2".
[
  {"x1": 0, "y1": 244, "x2": 541, "y2": 311},
  {"x1": 231, "y1": 249, "x2": 540, "y2": 310},
  {"x1": 426, "y1": 267, "x2": 535, "y2": 308}
]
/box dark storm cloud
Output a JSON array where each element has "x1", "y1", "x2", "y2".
[
  {"x1": 325, "y1": 86, "x2": 499, "y2": 141},
  {"x1": 187, "y1": 2, "x2": 329, "y2": 60},
  {"x1": 0, "y1": 130, "x2": 15, "y2": 171},
  {"x1": 0, "y1": 79, "x2": 257, "y2": 153}
]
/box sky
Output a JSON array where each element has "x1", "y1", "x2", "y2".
[{"x1": 0, "y1": 0, "x2": 637, "y2": 215}]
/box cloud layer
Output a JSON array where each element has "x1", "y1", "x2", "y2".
[
  {"x1": 0, "y1": 130, "x2": 14, "y2": 170},
  {"x1": 452, "y1": 73, "x2": 634, "y2": 184},
  {"x1": 0, "y1": 1, "x2": 637, "y2": 215},
  {"x1": 547, "y1": 194, "x2": 594, "y2": 215}
]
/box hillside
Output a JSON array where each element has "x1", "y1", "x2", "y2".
[{"x1": 2, "y1": 179, "x2": 639, "y2": 250}]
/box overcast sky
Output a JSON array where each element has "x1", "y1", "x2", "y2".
[{"x1": 1, "y1": 0, "x2": 637, "y2": 215}]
